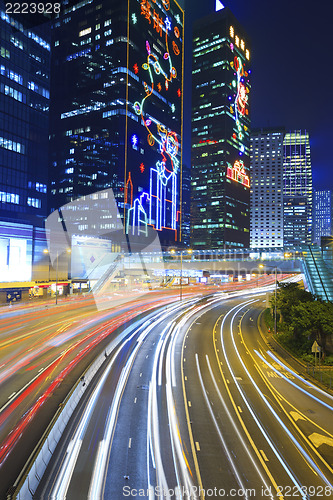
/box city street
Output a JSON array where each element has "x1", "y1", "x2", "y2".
[{"x1": 28, "y1": 289, "x2": 333, "y2": 499}]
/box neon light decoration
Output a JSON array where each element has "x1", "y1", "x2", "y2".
[
  {"x1": 231, "y1": 55, "x2": 249, "y2": 143},
  {"x1": 226, "y1": 159, "x2": 250, "y2": 187},
  {"x1": 127, "y1": 0, "x2": 182, "y2": 238}
]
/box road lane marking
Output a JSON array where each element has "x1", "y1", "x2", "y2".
[
  {"x1": 237, "y1": 406, "x2": 242, "y2": 413},
  {"x1": 308, "y1": 433, "x2": 333, "y2": 448},
  {"x1": 239, "y1": 308, "x2": 333, "y2": 487},
  {"x1": 290, "y1": 411, "x2": 306, "y2": 422},
  {"x1": 260, "y1": 450, "x2": 269, "y2": 462},
  {"x1": 134, "y1": 398, "x2": 137, "y2": 403},
  {"x1": 185, "y1": 376, "x2": 187, "y2": 381},
  {"x1": 212, "y1": 314, "x2": 284, "y2": 500},
  {"x1": 140, "y1": 372, "x2": 142, "y2": 377},
  {"x1": 128, "y1": 438, "x2": 132, "y2": 448},
  {"x1": 195, "y1": 441, "x2": 200, "y2": 451},
  {"x1": 8, "y1": 392, "x2": 16, "y2": 399},
  {"x1": 188, "y1": 401, "x2": 191, "y2": 407},
  {"x1": 181, "y1": 324, "x2": 205, "y2": 500}
]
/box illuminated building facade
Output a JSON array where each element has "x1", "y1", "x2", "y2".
[
  {"x1": 0, "y1": 7, "x2": 50, "y2": 281},
  {"x1": 313, "y1": 190, "x2": 332, "y2": 244},
  {"x1": 0, "y1": 7, "x2": 50, "y2": 226},
  {"x1": 250, "y1": 128, "x2": 285, "y2": 249},
  {"x1": 49, "y1": 0, "x2": 183, "y2": 248},
  {"x1": 283, "y1": 130, "x2": 312, "y2": 247},
  {"x1": 191, "y1": 7, "x2": 251, "y2": 249}
]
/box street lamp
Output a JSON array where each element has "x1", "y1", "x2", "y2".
[
  {"x1": 170, "y1": 248, "x2": 192, "y2": 301},
  {"x1": 262, "y1": 264, "x2": 278, "y2": 335},
  {"x1": 258, "y1": 264, "x2": 264, "y2": 287},
  {"x1": 43, "y1": 248, "x2": 50, "y2": 282},
  {"x1": 274, "y1": 265, "x2": 277, "y2": 336}
]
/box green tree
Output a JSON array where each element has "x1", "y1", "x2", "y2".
[
  {"x1": 270, "y1": 282, "x2": 313, "y2": 325},
  {"x1": 306, "y1": 301, "x2": 333, "y2": 355}
]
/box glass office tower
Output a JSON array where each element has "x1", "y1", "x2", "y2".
[
  {"x1": 191, "y1": 7, "x2": 251, "y2": 249},
  {"x1": 0, "y1": 5, "x2": 50, "y2": 281},
  {"x1": 250, "y1": 128, "x2": 285, "y2": 250},
  {"x1": 283, "y1": 130, "x2": 312, "y2": 247},
  {"x1": 0, "y1": 6, "x2": 50, "y2": 225},
  {"x1": 49, "y1": 0, "x2": 184, "y2": 248}
]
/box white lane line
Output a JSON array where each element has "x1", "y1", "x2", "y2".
[
  {"x1": 224, "y1": 300, "x2": 332, "y2": 495},
  {"x1": 134, "y1": 397, "x2": 137, "y2": 404},
  {"x1": 128, "y1": 438, "x2": 132, "y2": 448},
  {"x1": 8, "y1": 392, "x2": 16, "y2": 399},
  {"x1": 196, "y1": 355, "x2": 246, "y2": 492},
  {"x1": 195, "y1": 442, "x2": 200, "y2": 451},
  {"x1": 140, "y1": 373, "x2": 142, "y2": 377},
  {"x1": 206, "y1": 356, "x2": 273, "y2": 498}
]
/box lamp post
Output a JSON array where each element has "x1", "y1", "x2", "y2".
[
  {"x1": 261, "y1": 264, "x2": 278, "y2": 334},
  {"x1": 43, "y1": 248, "x2": 50, "y2": 282},
  {"x1": 258, "y1": 263, "x2": 264, "y2": 287},
  {"x1": 170, "y1": 248, "x2": 192, "y2": 301},
  {"x1": 274, "y1": 265, "x2": 277, "y2": 335}
]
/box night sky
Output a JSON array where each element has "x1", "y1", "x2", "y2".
[{"x1": 183, "y1": 0, "x2": 333, "y2": 190}]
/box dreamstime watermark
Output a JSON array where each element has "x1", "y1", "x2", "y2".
[{"x1": 45, "y1": 188, "x2": 165, "y2": 310}]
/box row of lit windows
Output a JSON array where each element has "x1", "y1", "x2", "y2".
[
  {"x1": 28, "y1": 181, "x2": 47, "y2": 193},
  {"x1": 28, "y1": 81, "x2": 49, "y2": 99},
  {"x1": 0, "y1": 191, "x2": 19, "y2": 204},
  {"x1": 1, "y1": 83, "x2": 24, "y2": 102},
  {"x1": 0, "y1": 136, "x2": 25, "y2": 154},
  {"x1": 1, "y1": 11, "x2": 50, "y2": 51},
  {"x1": 1, "y1": 65, "x2": 49, "y2": 98},
  {"x1": 27, "y1": 197, "x2": 41, "y2": 208}
]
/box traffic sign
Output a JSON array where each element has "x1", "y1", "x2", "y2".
[{"x1": 311, "y1": 341, "x2": 321, "y2": 353}]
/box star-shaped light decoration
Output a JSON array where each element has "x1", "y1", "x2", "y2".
[{"x1": 165, "y1": 17, "x2": 171, "y2": 31}]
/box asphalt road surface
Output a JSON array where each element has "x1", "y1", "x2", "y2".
[{"x1": 34, "y1": 289, "x2": 333, "y2": 499}]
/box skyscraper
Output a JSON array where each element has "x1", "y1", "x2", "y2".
[
  {"x1": 283, "y1": 130, "x2": 312, "y2": 247},
  {"x1": 250, "y1": 128, "x2": 284, "y2": 249},
  {"x1": 0, "y1": 8, "x2": 50, "y2": 226},
  {"x1": 191, "y1": 6, "x2": 251, "y2": 250},
  {"x1": 49, "y1": 0, "x2": 184, "y2": 248},
  {"x1": 313, "y1": 190, "x2": 332, "y2": 243},
  {"x1": 0, "y1": 6, "x2": 50, "y2": 280}
]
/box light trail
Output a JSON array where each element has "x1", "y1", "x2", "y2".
[
  {"x1": 222, "y1": 300, "x2": 333, "y2": 496},
  {"x1": 204, "y1": 355, "x2": 274, "y2": 498},
  {"x1": 264, "y1": 350, "x2": 333, "y2": 404},
  {"x1": 195, "y1": 354, "x2": 248, "y2": 497}
]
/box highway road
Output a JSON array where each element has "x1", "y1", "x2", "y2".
[
  {"x1": 32, "y1": 287, "x2": 333, "y2": 499},
  {"x1": 0, "y1": 290, "x2": 192, "y2": 497}
]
